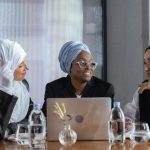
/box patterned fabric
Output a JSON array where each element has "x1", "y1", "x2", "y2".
[{"x1": 58, "y1": 41, "x2": 91, "y2": 73}]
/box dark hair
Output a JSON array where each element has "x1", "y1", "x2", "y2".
[{"x1": 145, "y1": 46, "x2": 150, "y2": 53}]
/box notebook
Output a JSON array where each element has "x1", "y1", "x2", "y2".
[{"x1": 46, "y1": 97, "x2": 112, "y2": 141}]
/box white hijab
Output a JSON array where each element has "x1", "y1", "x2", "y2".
[{"x1": 0, "y1": 39, "x2": 30, "y2": 123}]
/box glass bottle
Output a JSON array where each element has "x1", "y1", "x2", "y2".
[
  {"x1": 28, "y1": 104, "x2": 46, "y2": 149},
  {"x1": 58, "y1": 124, "x2": 77, "y2": 146},
  {"x1": 108, "y1": 101, "x2": 125, "y2": 144}
]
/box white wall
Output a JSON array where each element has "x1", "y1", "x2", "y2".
[{"x1": 107, "y1": 0, "x2": 149, "y2": 108}]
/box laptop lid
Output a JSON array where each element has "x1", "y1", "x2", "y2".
[{"x1": 46, "y1": 97, "x2": 111, "y2": 141}]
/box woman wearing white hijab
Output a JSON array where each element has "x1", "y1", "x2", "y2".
[
  {"x1": 0, "y1": 39, "x2": 32, "y2": 139},
  {"x1": 42, "y1": 41, "x2": 114, "y2": 116}
]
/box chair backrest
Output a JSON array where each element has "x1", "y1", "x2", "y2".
[{"x1": 0, "y1": 90, "x2": 17, "y2": 138}]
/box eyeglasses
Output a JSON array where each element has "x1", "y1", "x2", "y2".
[{"x1": 76, "y1": 60, "x2": 98, "y2": 70}]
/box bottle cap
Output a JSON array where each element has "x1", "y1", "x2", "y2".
[
  {"x1": 113, "y1": 101, "x2": 120, "y2": 107},
  {"x1": 33, "y1": 103, "x2": 41, "y2": 110}
]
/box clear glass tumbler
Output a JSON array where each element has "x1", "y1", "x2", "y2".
[
  {"x1": 130, "y1": 122, "x2": 150, "y2": 144},
  {"x1": 16, "y1": 123, "x2": 29, "y2": 145}
]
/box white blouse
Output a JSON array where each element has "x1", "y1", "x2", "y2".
[{"x1": 124, "y1": 87, "x2": 140, "y2": 121}]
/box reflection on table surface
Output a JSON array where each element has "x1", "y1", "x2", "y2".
[{"x1": 1, "y1": 140, "x2": 150, "y2": 150}]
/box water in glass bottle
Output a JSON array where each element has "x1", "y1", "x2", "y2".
[
  {"x1": 108, "y1": 101, "x2": 125, "y2": 144},
  {"x1": 28, "y1": 104, "x2": 46, "y2": 149}
]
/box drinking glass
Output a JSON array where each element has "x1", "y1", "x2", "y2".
[
  {"x1": 130, "y1": 122, "x2": 150, "y2": 144},
  {"x1": 16, "y1": 123, "x2": 29, "y2": 145}
]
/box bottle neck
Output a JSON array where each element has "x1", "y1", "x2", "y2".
[{"x1": 113, "y1": 102, "x2": 120, "y2": 108}]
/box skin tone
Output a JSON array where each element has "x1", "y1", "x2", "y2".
[
  {"x1": 13, "y1": 60, "x2": 29, "y2": 81},
  {"x1": 138, "y1": 48, "x2": 150, "y2": 93},
  {"x1": 70, "y1": 51, "x2": 95, "y2": 95},
  {"x1": 125, "y1": 117, "x2": 132, "y2": 132}
]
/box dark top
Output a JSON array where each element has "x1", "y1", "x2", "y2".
[
  {"x1": 0, "y1": 91, "x2": 17, "y2": 140},
  {"x1": 0, "y1": 79, "x2": 33, "y2": 139},
  {"x1": 42, "y1": 75, "x2": 114, "y2": 116},
  {"x1": 139, "y1": 80, "x2": 150, "y2": 127}
]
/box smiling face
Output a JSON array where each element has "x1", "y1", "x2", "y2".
[
  {"x1": 144, "y1": 49, "x2": 150, "y2": 80},
  {"x1": 13, "y1": 61, "x2": 29, "y2": 81},
  {"x1": 70, "y1": 51, "x2": 96, "y2": 83}
]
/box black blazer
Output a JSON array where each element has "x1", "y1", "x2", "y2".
[{"x1": 42, "y1": 75, "x2": 114, "y2": 116}]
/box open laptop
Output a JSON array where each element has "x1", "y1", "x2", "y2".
[{"x1": 46, "y1": 97, "x2": 112, "y2": 141}]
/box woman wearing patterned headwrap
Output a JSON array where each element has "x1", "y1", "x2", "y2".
[
  {"x1": 42, "y1": 41, "x2": 114, "y2": 116},
  {"x1": 0, "y1": 39, "x2": 33, "y2": 140}
]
